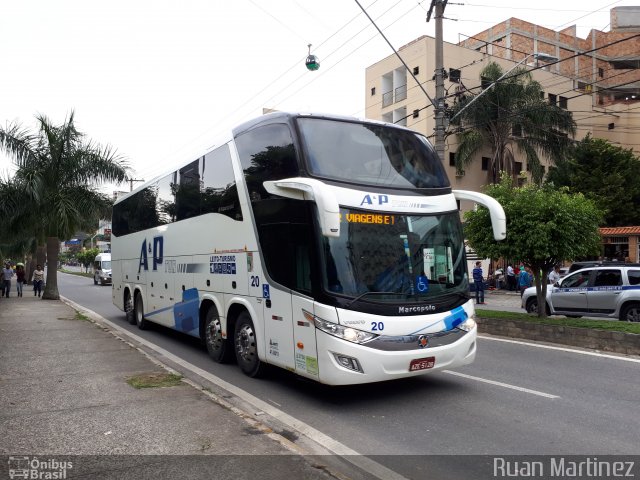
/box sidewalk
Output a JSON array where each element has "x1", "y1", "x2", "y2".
[{"x1": 0, "y1": 294, "x2": 340, "y2": 479}]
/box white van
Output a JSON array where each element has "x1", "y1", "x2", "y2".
[{"x1": 93, "y1": 252, "x2": 112, "y2": 285}]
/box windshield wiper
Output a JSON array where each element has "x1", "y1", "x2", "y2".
[{"x1": 344, "y1": 291, "x2": 407, "y2": 308}]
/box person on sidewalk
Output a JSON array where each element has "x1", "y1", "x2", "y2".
[
  {"x1": 506, "y1": 264, "x2": 516, "y2": 291},
  {"x1": 472, "y1": 261, "x2": 485, "y2": 305},
  {"x1": 548, "y1": 265, "x2": 561, "y2": 285},
  {"x1": 518, "y1": 266, "x2": 532, "y2": 297},
  {"x1": 2, "y1": 263, "x2": 14, "y2": 297},
  {"x1": 15, "y1": 265, "x2": 26, "y2": 297},
  {"x1": 33, "y1": 264, "x2": 44, "y2": 297}
]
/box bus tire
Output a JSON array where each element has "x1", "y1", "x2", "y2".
[
  {"x1": 234, "y1": 311, "x2": 266, "y2": 378},
  {"x1": 125, "y1": 291, "x2": 136, "y2": 325},
  {"x1": 135, "y1": 292, "x2": 149, "y2": 330},
  {"x1": 204, "y1": 306, "x2": 233, "y2": 363}
]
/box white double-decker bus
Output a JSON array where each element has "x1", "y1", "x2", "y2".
[{"x1": 112, "y1": 112, "x2": 505, "y2": 385}]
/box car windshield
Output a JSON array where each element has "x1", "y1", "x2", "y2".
[
  {"x1": 101, "y1": 261, "x2": 111, "y2": 270},
  {"x1": 297, "y1": 118, "x2": 450, "y2": 189},
  {"x1": 321, "y1": 208, "x2": 467, "y2": 303}
]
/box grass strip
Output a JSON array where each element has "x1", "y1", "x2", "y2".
[
  {"x1": 476, "y1": 308, "x2": 640, "y2": 334},
  {"x1": 126, "y1": 372, "x2": 184, "y2": 389}
]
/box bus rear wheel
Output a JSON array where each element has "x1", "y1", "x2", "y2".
[
  {"x1": 125, "y1": 291, "x2": 136, "y2": 325},
  {"x1": 234, "y1": 312, "x2": 266, "y2": 378},
  {"x1": 205, "y1": 307, "x2": 232, "y2": 363},
  {"x1": 135, "y1": 293, "x2": 148, "y2": 330}
]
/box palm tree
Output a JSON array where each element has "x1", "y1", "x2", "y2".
[
  {"x1": 0, "y1": 111, "x2": 129, "y2": 299},
  {"x1": 449, "y1": 62, "x2": 576, "y2": 184}
]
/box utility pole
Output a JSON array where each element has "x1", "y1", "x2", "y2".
[
  {"x1": 428, "y1": 0, "x2": 447, "y2": 163},
  {"x1": 127, "y1": 177, "x2": 144, "y2": 192}
]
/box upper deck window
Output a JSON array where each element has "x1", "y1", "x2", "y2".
[{"x1": 298, "y1": 118, "x2": 449, "y2": 189}]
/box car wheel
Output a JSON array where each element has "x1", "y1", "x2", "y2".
[
  {"x1": 526, "y1": 298, "x2": 550, "y2": 316},
  {"x1": 204, "y1": 306, "x2": 233, "y2": 363},
  {"x1": 135, "y1": 293, "x2": 149, "y2": 330},
  {"x1": 620, "y1": 303, "x2": 640, "y2": 322},
  {"x1": 234, "y1": 311, "x2": 266, "y2": 378},
  {"x1": 125, "y1": 291, "x2": 136, "y2": 325}
]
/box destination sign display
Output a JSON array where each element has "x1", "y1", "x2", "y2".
[{"x1": 341, "y1": 213, "x2": 396, "y2": 225}]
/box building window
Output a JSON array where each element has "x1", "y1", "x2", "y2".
[
  {"x1": 449, "y1": 152, "x2": 456, "y2": 167},
  {"x1": 548, "y1": 93, "x2": 557, "y2": 105},
  {"x1": 608, "y1": 123, "x2": 615, "y2": 130},
  {"x1": 413, "y1": 66, "x2": 419, "y2": 75},
  {"x1": 526, "y1": 162, "x2": 531, "y2": 172},
  {"x1": 599, "y1": 67, "x2": 604, "y2": 78},
  {"x1": 371, "y1": 87, "x2": 376, "y2": 96},
  {"x1": 449, "y1": 68, "x2": 461, "y2": 83},
  {"x1": 412, "y1": 109, "x2": 419, "y2": 118},
  {"x1": 559, "y1": 96, "x2": 568, "y2": 109},
  {"x1": 540, "y1": 91, "x2": 545, "y2": 99},
  {"x1": 515, "y1": 161, "x2": 523, "y2": 173},
  {"x1": 481, "y1": 157, "x2": 489, "y2": 171}
]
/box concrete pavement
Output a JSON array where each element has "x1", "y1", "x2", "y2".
[{"x1": 0, "y1": 294, "x2": 342, "y2": 479}]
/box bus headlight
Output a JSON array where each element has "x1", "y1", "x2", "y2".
[
  {"x1": 457, "y1": 316, "x2": 477, "y2": 332},
  {"x1": 303, "y1": 310, "x2": 378, "y2": 344}
]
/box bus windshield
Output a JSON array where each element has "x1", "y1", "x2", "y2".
[
  {"x1": 297, "y1": 118, "x2": 449, "y2": 189},
  {"x1": 323, "y1": 208, "x2": 467, "y2": 302}
]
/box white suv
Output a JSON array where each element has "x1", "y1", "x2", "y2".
[{"x1": 521, "y1": 266, "x2": 640, "y2": 321}]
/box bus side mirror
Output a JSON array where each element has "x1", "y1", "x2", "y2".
[
  {"x1": 263, "y1": 178, "x2": 340, "y2": 237},
  {"x1": 453, "y1": 189, "x2": 506, "y2": 241}
]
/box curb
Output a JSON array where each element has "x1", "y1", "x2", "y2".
[{"x1": 476, "y1": 316, "x2": 640, "y2": 356}]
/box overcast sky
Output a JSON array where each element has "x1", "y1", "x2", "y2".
[{"x1": 1, "y1": 0, "x2": 633, "y2": 192}]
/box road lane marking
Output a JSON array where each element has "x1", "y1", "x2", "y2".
[
  {"x1": 62, "y1": 297, "x2": 409, "y2": 480},
  {"x1": 443, "y1": 371, "x2": 560, "y2": 399},
  {"x1": 478, "y1": 335, "x2": 640, "y2": 363}
]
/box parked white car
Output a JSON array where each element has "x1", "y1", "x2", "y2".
[{"x1": 521, "y1": 265, "x2": 640, "y2": 321}]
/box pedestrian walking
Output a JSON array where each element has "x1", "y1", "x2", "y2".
[
  {"x1": 33, "y1": 264, "x2": 44, "y2": 297},
  {"x1": 16, "y1": 264, "x2": 26, "y2": 297},
  {"x1": 518, "y1": 266, "x2": 532, "y2": 297},
  {"x1": 2, "y1": 263, "x2": 14, "y2": 297},
  {"x1": 472, "y1": 261, "x2": 485, "y2": 305},
  {"x1": 506, "y1": 264, "x2": 516, "y2": 291}
]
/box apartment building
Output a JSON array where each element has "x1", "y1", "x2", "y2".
[
  {"x1": 459, "y1": 6, "x2": 640, "y2": 156},
  {"x1": 365, "y1": 36, "x2": 592, "y2": 204}
]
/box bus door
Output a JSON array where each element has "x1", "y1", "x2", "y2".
[
  {"x1": 262, "y1": 286, "x2": 295, "y2": 371},
  {"x1": 247, "y1": 251, "x2": 295, "y2": 370}
]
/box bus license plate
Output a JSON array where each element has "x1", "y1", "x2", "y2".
[{"x1": 409, "y1": 357, "x2": 435, "y2": 371}]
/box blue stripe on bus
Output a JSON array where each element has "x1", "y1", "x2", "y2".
[{"x1": 409, "y1": 305, "x2": 468, "y2": 335}]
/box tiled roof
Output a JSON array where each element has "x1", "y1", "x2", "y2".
[{"x1": 600, "y1": 226, "x2": 640, "y2": 235}]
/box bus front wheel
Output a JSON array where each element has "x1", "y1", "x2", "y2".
[
  {"x1": 234, "y1": 312, "x2": 266, "y2": 378},
  {"x1": 205, "y1": 307, "x2": 233, "y2": 363}
]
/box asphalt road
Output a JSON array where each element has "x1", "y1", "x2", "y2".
[{"x1": 57, "y1": 271, "x2": 640, "y2": 478}]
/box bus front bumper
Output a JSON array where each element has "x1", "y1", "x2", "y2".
[{"x1": 315, "y1": 325, "x2": 477, "y2": 385}]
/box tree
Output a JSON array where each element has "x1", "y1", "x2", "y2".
[
  {"x1": 547, "y1": 135, "x2": 640, "y2": 226},
  {"x1": 450, "y1": 62, "x2": 576, "y2": 184},
  {"x1": 464, "y1": 176, "x2": 603, "y2": 317},
  {"x1": 77, "y1": 248, "x2": 100, "y2": 273},
  {"x1": 0, "y1": 111, "x2": 128, "y2": 299}
]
